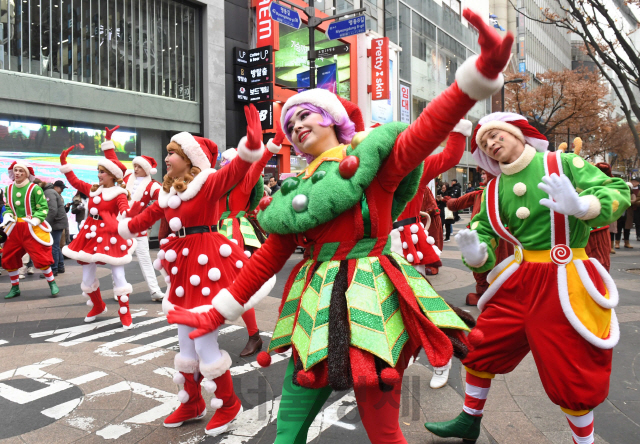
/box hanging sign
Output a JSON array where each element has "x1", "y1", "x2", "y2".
[{"x1": 370, "y1": 37, "x2": 389, "y2": 101}]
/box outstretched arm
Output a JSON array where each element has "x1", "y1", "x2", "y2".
[
  {"x1": 422, "y1": 120, "x2": 472, "y2": 182},
  {"x1": 446, "y1": 191, "x2": 478, "y2": 212},
  {"x1": 239, "y1": 123, "x2": 285, "y2": 194},
  {"x1": 59, "y1": 146, "x2": 92, "y2": 196},
  {"x1": 118, "y1": 201, "x2": 164, "y2": 238}
]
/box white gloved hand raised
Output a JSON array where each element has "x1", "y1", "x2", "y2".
[
  {"x1": 538, "y1": 173, "x2": 589, "y2": 218},
  {"x1": 455, "y1": 229, "x2": 488, "y2": 268}
]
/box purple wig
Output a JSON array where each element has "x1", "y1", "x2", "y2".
[{"x1": 283, "y1": 103, "x2": 357, "y2": 162}]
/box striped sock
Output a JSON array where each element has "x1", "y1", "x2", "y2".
[
  {"x1": 565, "y1": 411, "x2": 594, "y2": 444},
  {"x1": 463, "y1": 371, "x2": 492, "y2": 416},
  {"x1": 41, "y1": 267, "x2": 55, "y2": 282},
  {"x1": 8, "y1": 270, "x2": 20, "y2": 286}
]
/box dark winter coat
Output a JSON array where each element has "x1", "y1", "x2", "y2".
[{"x1": 43, "y1": 184, "x2": 69, "y2": 231}]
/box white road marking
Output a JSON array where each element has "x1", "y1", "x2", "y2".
[
  {"x1": 218, "y1": 397, "x2": 281, "y2": 444},
  {"x1": 124, "y1": 350, "x2": 170, "y2": 366},
  {"x1": 96, "y1": 424, "x2": 132, "y2": 439},
  {"x1": 0, "y1": 340, "x2": 8, "y2": 346},
  {"x1": 59, "y1": 316, "x2": 167, "y2": 348},
  {"x1": 41, "y1": 398, "x2": 83, "y2": 419},
  {"x1": 67, "y1": 371, "x2": 109, "y2": 385},
  {"x1": 124, "y1": 337, "x2": 179, "y2": 356},
  {"x1": 0, "y1": 358, "x2": 63, "y2": 381},
  {"x1": 30, "y1": 311, "x2": 149, "y2": 341},
  {"x1": 306, "y1": 392, "x2": 358, "y2": 441},
  {"x1": 153, "y1": 367, "x2": 177, "y2": 378},
  {"x1": 93, "y1": 324, "x2": 177, "y2": 357},
  {"x1": 65, "y1": 415, "x2": 96, "y2": 431}
]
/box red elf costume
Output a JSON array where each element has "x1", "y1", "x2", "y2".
[
  {"x1": 117, "y1": 106, "x2": 276, "y2": 437},
  {"x1": 167, "y1": 10, "x2": 512, "y2": 443},
  {"x1": 59, "y1": 127, "x2": 137, "y2": 328},
  {"x1": 585, "y1": 162, "x2": 613, "y2": 272},
  {"x1": 123, "y1": 152, "x2": 165, "y2": 300},
  {"x1": 422, "y1": 184, "x2": 443, "y2": 274},
  {"x1": 2, "y1": 161, "x2": 59, "y2": 298},
  {"x1": 216, "y1": 126, "x2": 284, "y2": 357},
  {"x1": 446, "y1": 168, "x2": 513, "y2": 306}
]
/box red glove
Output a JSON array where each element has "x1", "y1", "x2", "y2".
[
  {"x1": 166, "y1": 306, "x2": 225, "y2": 339},
  {"x1": 273, "y1": 119, "x2": 286, "y2": 146},
  {"x1": 105, "y1": 125, "x2": 120, "y2": 141},
  {"x1": 463, "y1": 8, "x2": 514, "y2": 79},
  {"x1": 244, "y1": 104, "x2": 263, "y2": 151},
  {"x1": 60, "y1": 146, "x2": 74, "y2": 165}
]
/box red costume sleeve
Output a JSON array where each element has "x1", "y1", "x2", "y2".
[
  {"x1": 239, "y1": 149, "x2": 271, "y2": 194},
  {"x1": 116, "y1": 193, "x2": 130, "y2": 215},
  {"x1": 203, "y1": 156, "x2": 253, "y2": 201},
  {"x1": 446, "y1": 191, "x2": 478, "y2": 212},
  {"x1": 127, "y1": 201, "x2": 164, "y2": 234},
  {"x1": 422, "y1": 132, "x2": 467, "y2": 183},
  {"x1": 150, "y1": 182, "x2": 161, "y2": 200},
  {"x1": 63, "y1": 171, "x2": 91, "y2": 196},
  {"x1": 378, "y1": 83, "x2": 476, "y2": 191},
  {"x1": 226, "y1": 233, "x2": 298, "y2": 303}
]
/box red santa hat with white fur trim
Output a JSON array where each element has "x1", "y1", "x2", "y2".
[
  {"x1": 8, "y1": 160, "x2": 36, "y2": 181},
  {"x1": 99, "y1": 140, "x2": 128, "y2": 179},
  {"x1": 170, "y1": 132, "x2": 218, "y2": 170},
  {"x1": 471, "y1": 112, "x2": 548, "y2": 176},
  {"x1": 132, "y1": 155, "x2": 158, "y2": 176}
]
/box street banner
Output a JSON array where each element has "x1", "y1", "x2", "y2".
[
  {"x1": 318, "y1": 64, "x2": 337, "y2": 93},
  {"x1": 253, "y1": 0, "x2": 277, "y2": 48},
  {"x1": 255, "y1": 101, "x2": 274, "y2": 130},
  {"x1": 371, "y1": 60, "x2": 393, "y2": 124},
  {"x1": 371, "y1": 37, "x2": 390, "y2": 101},
  {"x1": 400, "y1": 83, "x2": 411, "y2": 123},
  {"x1": 297, "y1": 71, "x2": 310, "y2": 91},
  {"x1": 327, "y1": 15, "x2": 366, "y2": 40}
]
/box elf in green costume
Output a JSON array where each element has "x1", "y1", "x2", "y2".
[
  {"x1": 1, "y1": 161, "x2": 59, "y2": 298},
  {"x1": 424, "y1": 112, "x2": 631, "y2": 444},
  {"x1": 167, "y1": 9, "x2": 513, "y2": 443}
]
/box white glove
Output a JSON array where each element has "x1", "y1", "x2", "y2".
[
  {"x1": 1, "y1": 213, "x2": 15, "y2": 228},
  {"x1": 538, "y1": 173, "x2": 589, "y2": 218},
  {"x1": 24, "y1": 217, "x2": 41, "y2": 226},
  {"x1": 455, "y1": 229, "x2": 488, "y2": 268}
]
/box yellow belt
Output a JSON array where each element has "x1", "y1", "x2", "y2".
[{"x1": 522, "y1": 248, "x2": 588, "y2": 263}]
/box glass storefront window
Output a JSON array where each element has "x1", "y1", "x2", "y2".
[{"x1": 0, "y1": 0, "x2": 199, "y2": 101}]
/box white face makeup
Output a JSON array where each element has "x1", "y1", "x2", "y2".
[
  {"x1": 286, "y1": 107, "x2": 340, "y2": 158},
  {"x1": 479, "y1": 129, "x2": 525, "y2": 164}
]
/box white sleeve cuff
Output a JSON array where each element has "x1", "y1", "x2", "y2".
[
  {"x1": 577, "y1": 195, "x2": 602, "y2": 221},
  {"x1": 237, "y1": 136, "x2": 266, "y2": 163},
  {"x1": 101, "y1": 140, "x2": 115, "y2": 151},
  {"x1": 60, "y1": 164, "x2": 73, "y2": 174},
  {"x1": 455, "y1": 55, "x2": 504, "y2": 101},
  {"x1": 211, "y1": 289, "x2": 245, "y2": 321},
  {"x1": 452, "y1": 119, "x2": 473, "y2": 137},
  {"x1": 465, "y1": 251, "x2": 488, "y2": 268},
  {"x1": 266, "y1": 139, "x2": 282, "y2": 154},
  {"x1": 118, "y1": 218, "x2": 135, "y2": 239}
]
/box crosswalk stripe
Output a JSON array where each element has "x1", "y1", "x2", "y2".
[
  {"x1": 124, "y1": 337, "x2": 179, "y2": 356},
  {"x1": 218, "y1": 396, "x2": 281, "y2": 444},
  {"x1": 41, "y1": 398, "x2": 83, "y2": 419},
  {"x1": 59, "y1": 316, "x2": 167, "y2": 347},
  {"x1": 67, "y1": 371, "x2": 109, "y2": 385},
  {"x1": 306, "y1": 393, "x2": 358, "y2": 441},
  {"x1": 94, "y1": 324, "x2": 177, "y2": 357},
  {"x1": 124, "y1": 350, "x2": 170, "y2": 366},
  {"x1": 0, "y1": 340, "x2": 8, "y2": 346},
  {"x1": 30, "y1": 311, "x2": 149, "y2": 341}
]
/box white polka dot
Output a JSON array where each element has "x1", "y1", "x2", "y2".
[
  {"x1": 411, "y1": 234, "x2": 419, "y2": 244},
  {"x1": 120, "y1": 245, "x2": 126, "y2": 251},
  {"x1": 471, "y1": 221, "x2": 479, "y2": 230},
  {"x1": 168, "y1": 195, "x2": 182, "y2": 209},
  {"x1": 16, "y1": 192, "x2": 21, "y2": 197},
  {"x1": 110, "y1": 237, "x2": 117, "y2": 244},
  {"x1": 94, "y1": 247, "x2": 98, "y2": 251},
  {"x1": 420, "y1": 222, "x2": 425, "y2": 229},
  {"x1": 93, "y1": 196, "x2": 101, "y2": 204},
  {"x1": 126, "y1": 239, "x2": 132, "y2": 246},
  {"x1": 169, "y1": 217, "x2": 182, "y2": 232},
  {"x1": 160, "y1": 239, "x2": 169, "y2": 246},
  {"x1": 105, "y1": 246, "x2": 110, "y2": 251},
  {"x1": 417, "y1": 251, "x2": 424, "y2": 260},
  {"x1": 90, "y1": 225, "x2": 97, "y2": 232},
  {"x1": 37, "y1": 190, "x2": 41, "y2": 195},
  {"x1": 573, "y1": 157, "x2": 585, "y2": 168},
  {"x1": 120, "y1": 295, "x2": 129, "y2": 303},
  {"x1": 175, "y1": 286, "x2": 185, "y2": 297},
  {"x1": 90, "y1": 207, "x2": 98, "y2": 215},
  {"x1": 513, "y1": 182, "x2": 527, "y2": 196},
  {"x1": 144, "y1": 191, "x2": 149, "y2": 195},
  {"x1": 100, "y1": 223, "x2": 105, "y2": 227},
  {"x1": 15, "y1": 201, "x2": 20, "y2": 206},
  {"x1": 168, "y1": 234, "x2": 176, "y2": 238},
  {"x1": 140, "y1": 202, "x2": 145, "y2": 207},
  {"x1": 84, "y1": 224, "x2": 89, "y2": 229},
  {"x1": 85, "y1": 233, "x2": 92, "y2": 239},
  {"x1": 402, "y1": 242, "x2": 408, "y2": 249},
  {"x1": 182, "y1": 248, "x2": 189, "y2": 256},
  {"x1": 516, "y1": 207, "x2": 530, "y2": 219},
  {"x1": 165, "y1": 276, "x2": 171, "y2": 283},
  {"x1": 198, "y1": 254, "x2": 209, "y2": 265},
  {"x1": 398, "y1": 226, "x2": 404, "y2": 232},
  {"x1": 153, "y1": 259, "x2": 162, "y2": 270},
  {"x1": 141, "y1": 231, "x2": 147, "y2": 236},
  {"x1": 219, "y1": 244, "x2": 232, "y2": 257},
  {"x1": 165, "y1": 249, "x2": 177, "y2": 262},
  {"x1": 157, "y1": 250, "x2": 166, "y2": 260},
  {"x1": 235, "y1": 260, "x2": 244, "y2": 269},
  {"x1": 171, "y1": 267, "x2": 178, "y2": 275},
  {"x1": 407, "y1": 254, "x2": 414, "y2": 262},
  {"x1": 119, "y1": 306, "x2": 128, "y2": 315},
  {"x1": 208, "y1": 268, "x2": 221, "y2": 281},
  {"x1": 244, "y1": 250, "x2": 251, "y2": 258},
  {"x1": 202, "y1": 287, "x2": 211, "y2": 296},
  {"x1": 190, "y1": 275, "x2": 201, "y2": 286},
  {"x1": 90, "y1": 232, "x2": 97, "y2": 238},
  {"x1": 427, "y1": 236, "x2": 435, "y2": 245},
  {"x1": 410, "y1": 224, "x2": 419, "y2": 234}
]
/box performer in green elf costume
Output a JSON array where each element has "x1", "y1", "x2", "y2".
[
  {"x1": 1, "y1": 161, "x2": 59, "y2": 298},
  {"x1": 167, "y1": 9, "x2": 513, "y2": 443},
  {"x1": 424, "y1": 112, "x2": 631, "y2": 444}
]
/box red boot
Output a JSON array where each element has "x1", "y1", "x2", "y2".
[
  {"x1": 200, "y1": 352, "x2": 242, "y2": 437},
  {"x1": 163, "y1": 372, "x2": 207, "y2": 427},
  {"x1": 115, "y1": 285, "x2": 133, "y2": 329},
  {"x1": 84, "y1": 287, "x2": 107, "y2": 323},
  {"x1": 466, "y1": 293, "x2": 481, "y2": 306}
]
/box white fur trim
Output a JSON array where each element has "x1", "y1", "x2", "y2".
[
  {"x1": 199, "y1": 351, "x2": 232, "y2": 379},
  {"x1": 221, "y1": 148, "x2": 238, "y2": 162},
  {"x1": 62, "y1": 239, "x2": 137, "y2": 266},
  {"x1": 577, "y1": 195, "x2": 601, "y2": 221},
  {"x1": 557, "y1": 265, "x2": 619, "y2": 349},
  {"x1": 157, "y1": 169, "x2": 217, "y2": 208},
  {"x1": 118, "y1": 218, "x2": 135, "y2": 239},
  {"x1": 575, "y1": 259, "x2": 618, "y2": 309},
  {"x1": 101, "y1": 140, "x2": 115, "y2": 151},
  {"x1": 236, "y1": 137, "x2": 265, "y2": 163},
  {"x1": 499, "y1": 145, "x2": 537, "y2": 176},
  {"x1": 114, "y1": 284, "x2": 133, "y2": 297},
  {"x1": 486, "y1": 255, "x2": 514, "y2": 285},
  {"x1": 60, "y1": 164, "x2": 74, "y2": 174},
  {"x1": 126, "y1": 174, "x2": 152, "y2": 204},
  {"x1": 242, "y1": 275, "x2": 277, "y2": 312},
  {"x1": 266, "y1": 139, "x2": 282, "y2": 154},
  {"x1": 389, "y1": 229, "x2": 403, "y2": 257},
  {"x1": 280, "y1": 88, "x2": 348, "y2": 132},
  {"x1": 452, "y1": 119, "x2": 472, "y2": 137},
  {"x1": 90, "y1": 185, "x2": 128, "y2": 201},
  {"x1": 171, "y1": 132, "x2": 211, "y2": 170},
  {"x1": 173, "y1": 373, "x2": 186, "y2": 384},
  {"x1": 97, "y1": 158, "x2": 124, "y2": 180},
  {"x1": 455, "y1": 55, "x2": 504, "y2": 101},
  {"x1": 202, "y1": 380, "x2": 217, "y2": 393},
  {"x1": 174, "y1": 353, "x2": 199, "y2": 373},
  {"x1": 81, "y1": 279, "x2": 100, "y2": 293},
  {"x1": 211, "y1": 289, "x2": 245, "y2": 321},
  {"x1": 478, "y1": 261, "x2": 520, "y2": 312},
  {"x1": 132, "y1": 156, "x2": 153, "y2": 176}
]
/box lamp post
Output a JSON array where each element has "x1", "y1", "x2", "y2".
[{"x1": 501, "y1": 78, "x2": 524, "y2": 112}]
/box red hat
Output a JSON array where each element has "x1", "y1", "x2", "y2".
[
  {"x1": 595, "y1": 162, "x2": 612, "y2": 177},
  {"x1": 471, "y1": 112, "x2": 548, "y2": 176},
  {"x1": 170, "y1": 132, "x2": 218, "y2": 170},
  {"x1": 99, "y1": 140, "x2": 128, "y2": 179},
  {"x1": 337, "y1": 95, "x2": 364, "y2": 132},
  {"x1": 8, "y1": 160, "x2": 35, "y2": 181},
  {"x1": 132, "y1": 155, "x2": 158, "y2": 176}
]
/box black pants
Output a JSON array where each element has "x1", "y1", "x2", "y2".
[
  {"x1": 613, "y1": 218, "x2": 630, "y2": 241},
  {"x1": 444, "y1": 223, "x2": 452, "y2": 240}
]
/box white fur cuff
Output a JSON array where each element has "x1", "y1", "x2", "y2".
[
  {"x1": 60, "y1": 164, "x2": 73, "y2": 174},
  {"x1": 453, "y1": 119, "x2": 473, "y2": 137},
  {"x1": 237, "y1": 137, "x2": 266, "y2": 163},
  {"x1": 455, "y1": 56, "x2": 504, "y2": 101},
  {"x1": 211, "y1": 289, "x2": 245, "y2": 321},
  {"x1": 175, "y1": 353, "x2": 199, "y2": 373},
  {"x1": 578, "y1": 195, "x2": 602, "y2": 221},
  {"x1": 465, "y1": 251, "x2": 489, "y2": 269},
  {"x1": 118, "y1": 218, "x2": 135, "y2": 239},
  {"x1": 199, "y1": 351, "x2": 232, "y2": 379},
  {"x1": 114, "y1": 284, "x2": 133, "y2": 296},
  {"x1": 101, "y1": 140, "x2": 115, "y2": 151},
  {"x1": 243, "y1": 275, "x2": 276, "y2": 311},
  {"x1": 266, "y1": 139, "x2": 282, "y2": 154},
  {"x1": 80, "y1": 279, "x2": 100, "y2": 293}
]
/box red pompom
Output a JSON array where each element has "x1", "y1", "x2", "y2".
[
  {"x1": 380, "y1": 368, "x2": 401, "y2": 385},
  {"x1": 468, "y1": 328, "x2": 485, "y2": 348},
  {"x1": 297, "y1": 369, "x2": 316, "y2": 387},
  {"x1": 259, "y1": 196, "x2": 272, "y2": 210},
  {"x1": 338, "y1": 156, "x2": 359, "y2": 179},
  {"x1": 256, "y1": 351, "x2": 272, "y2": 367}
]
